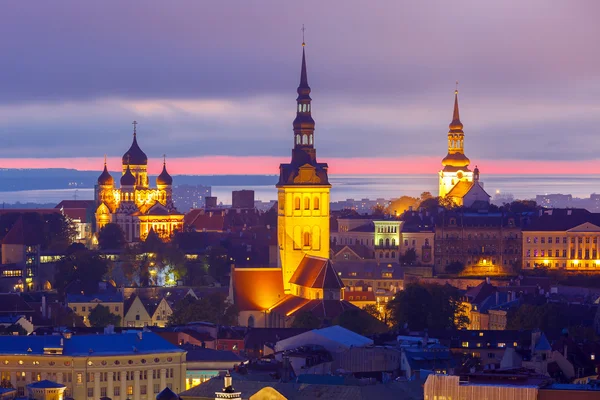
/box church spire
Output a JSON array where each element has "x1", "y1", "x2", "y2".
[
  {"x1": 449, "y1": 87, "x2": 463, "y2": 132},
  {"x1": 292, "y1": 36, "x2": 316, "y2": 162}
]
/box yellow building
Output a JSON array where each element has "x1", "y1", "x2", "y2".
[
  {"x1": 123, "y1": 294, "x2": 172, "y2": 328},
  {"x1": 66, "y1": 292, "x2": 124, "y2": 327},
  {"x1": 95, "y1": 123, "x2": 184, "y2": 242},
  {"x1": 0, "y1": 332, "x2": 186, "y2": 400},
  {"x1": 522, "y1": 208, "x2": 600, "y2": 271},
  {"x1": 276, "y1": 44, "x2": 330, "y2": 293}
]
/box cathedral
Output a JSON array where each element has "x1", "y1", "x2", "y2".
[
  {"x1": 95, "y1": 124, "x2": 184, "y2": 242},
  {"x1": 228, "y1": 43, "x2": 356, "y2": 328},
  {"x1": 438, "y1": 89, "x2": 490, "y2": 207}
]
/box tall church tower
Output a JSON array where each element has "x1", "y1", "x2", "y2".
[
  {"x1": 277, "y1": 42, "x2": 331, "y2": 293},
  {"x1": 439, "y1": 88, "x2": 473, "y2": 197}
]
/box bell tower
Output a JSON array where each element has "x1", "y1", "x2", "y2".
[
  {"x1": 439, "y1": 87, "x2": 473, "y2": 197},
  {"x1": 276, "y1": 39, "x2": 331, "y2": 293}
]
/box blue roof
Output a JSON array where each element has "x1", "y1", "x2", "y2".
[
  {"x1": 0, "y1": 315, "x2": 25, "y2": 324},
  {"x1": 534, "y1": 333, "x2": 552, "y2": 352},
  {"x1": 0, "y1": 332, "x2": 183, "y2": 356},
  {"x1": 28, "y1": 380, "x2": 66, "y2": 389},
  {"x1": 66, "y1": 292, "x2": 123, "y2": 303}
]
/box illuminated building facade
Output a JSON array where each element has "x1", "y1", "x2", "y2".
[
  {"x1": 522, "y1": 208, "x2": 600, "y2": 271},
  {"x1": 94, "y1": 125, "x2": 184, "y2": 242},
  {"x1": 438, "y1": 90, "x2": 489, "y2": 207},
  {"x1": 276, "y1": 43, "x2": 330, "y2": 293}
]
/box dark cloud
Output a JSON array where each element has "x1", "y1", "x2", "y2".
[{"x1": 0, "y1": 0, "x2": 599, "y2": 162}]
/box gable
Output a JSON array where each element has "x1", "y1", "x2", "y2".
[
  {"x1": 567, "y1": 222, "x2": 600, "y2": 233},
  {"x1": 124, "y1": 296, "x2": 151, "y2": 320}
]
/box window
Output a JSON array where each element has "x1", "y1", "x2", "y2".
[
  {"x1": 304, "y1": 231, "x2": 311, "y2": 247},
  {"x1": 154, "y1": 384, "x2": 160, "y2": 394},
  {"x1": 141, "y1": 385, "x2": 147, "y2": 395},
  {"x1": 461, "y1": 342, "x2": 469, "y2": 348},
  {"x1": 314, "y1": 196, "x2": 319, "y2": 210},
  {"x1": 302, "y1": 135, "x2": 308, "y2": 145},
  {"x1": 304, "y1": 197, "x2": 310, "y2": 210},
  {"x1": 77, "y1": 373, "x2": 82, "y2": 384},
  {"x1": 548, "y1": 237, "x2": 552, "y2": 243},
  {"x1": 114, "y1": 387, "x2": 120, "y2": 397},
  {"x1": 82, "y1": 306, "x2": 86, "y2": 312},
  {"x1": 488, "y1": 353, "x2": 496, "y2": 359},
  {"x1": 115, "y1": 306, "x2": 119, "y2": 312},
  {"x1": 541, "y1": 237, "x2": 545, "y2": 244},
  {"x1": 563, "y1": 237, "x2": 567, "y2": 244},
  {"x1": 87, "y1": 388, "x2": 94, "y2": 398},
  {"x1": 498, "y1": 343, "x2": 506, "y2": 348},
  {"x1": 127, "y1": 386, "x2": 133, "y2": 396},
  {"x1": 294, "y1": 197, "x2": 301, "y2": 210},
  {"x1": 247, "y1": 315, "x2": 255, "y2": 328},
  {"x1": 101, "y1": 388, "x2": 107, "y2": 397},
  {"x1": 73, "y1": 306, "x2": 77, "y2": 312}
]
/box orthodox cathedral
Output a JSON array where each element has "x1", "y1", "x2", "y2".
[
  {"x1": 438, "y1": 89, "x2": 490, "y2": 207},
  {"x1": 229, "y1": 43, "x2": 356, "y2": 328},
  {"x1": 95, "y1": 125, "x2": 184, "y2": 242}
]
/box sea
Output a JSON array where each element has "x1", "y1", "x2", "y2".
[{"x1": 0, "y1": 174, "x2": 599, "y2": 205}]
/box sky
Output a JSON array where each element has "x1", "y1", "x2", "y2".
[{"x1": 0, "y1": 1, "x2": 599, "y2": 175}]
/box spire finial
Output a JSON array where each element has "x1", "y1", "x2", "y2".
[
  {"x1": 132, "y1": 120, "x2": 138, "y2": 136},
  {"x1": 126, "y1": 154, "x2": 131, "y2": 166},
  {"x1": 455, "y1": 80, "x2": 459, "y2": 95},
  {"x1": 163, "y1": 154, "x2": 166, "y2": 165},
  {"x1": 301, "y1": 24, "x2": 306, "y2": 47},
  {"x1": 104, "y1": 154, "x2": 107, "y2": 166}
]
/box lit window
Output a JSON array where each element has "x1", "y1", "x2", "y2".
[{"x1": 461, "y1": 342, "x2": 469, "y2": 348}]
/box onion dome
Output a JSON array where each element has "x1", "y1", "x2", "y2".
[
  {"x1": 120, "y1": 164, "x2": 136, "y2": 186},
  {"x1": 156, "y1": 158, "x2": 173, "y2": 186},
  {"x1": 441, "y1": 153, "x2": 470, "y2": 168},
  {"x1": 98, "y1": 160, "x2": 114, "y2": 186},
  {"x1": 122, "y1": 122, "x2": 148, "y2": 166}
]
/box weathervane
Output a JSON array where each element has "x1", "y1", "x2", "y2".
[
  {"x1": 301, "y1": 24, "x2": 306, "y2": 46},
  {"x1": 132, "y1": 120, "x2": 138, "y2": 135},
  {"x1": 455, "y1": 81, "x2": 459, "y2": 94}
]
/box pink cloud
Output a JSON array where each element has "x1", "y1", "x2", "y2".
[{"x1": 1, "y1": 156, "x2": 599, "y2": 176}]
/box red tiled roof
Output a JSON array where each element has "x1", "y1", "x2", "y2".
[
  {"x1": 232, "y1": 268, "x2": 284, "y2": 311},
  {"x1": 185, "y1": 209, "x2": 225, "y2": 232},
  {"x1": 2, "y1": 217, "x2": 43, "y2": 246},
  {"x1": 55, "y1": 200, "x2": 95, "y2": 209},
  {"x1": 61, "y1": 208, "x2": 88, "y2": 222},
  {"x1": 290, "y1": 256, "x2": 344, "y2": 289}
]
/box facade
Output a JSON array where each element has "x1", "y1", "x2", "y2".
[
  {"x1": 95, "y1": 126, "x2": 184, "y2": 242},
  {"x1": 434, "y1": 211, "x2": 522, "y2": 275},
  {"x1": 123, "y1": 295, "x2": 172, "y2": 328},
  {"x1": 438, "y1": 90, "x2": 490, "y2": 207},
  {"x1": 0, "y1": 332, "x2": 186, "y2": 400},
  {"x1": 66, "y1": 292, "x2": 124, "y2": 327},
  {"x1": 522, "y1": 209, "x2": 600, "y2": 271}
]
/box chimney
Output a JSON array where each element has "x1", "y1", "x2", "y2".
[
  {"x1": 486, "y1": 277, "x2": 491, "y2": 284},
  {"x1": 495, "y1": 291, "x2": 499, "y2": 305}
]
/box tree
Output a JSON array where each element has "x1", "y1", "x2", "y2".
[
  {"x1": 168, "y1": 293, "x2": 238, "y2": 326},
  {"x1": 54, "y1": 249, "x2": 110, "y2": 295},
  {"x1": 400, "y1": 248, "x2": 418, "y2": 265},
  {"x1": 291, "y1": 311, "x2": 321, "y2": 329},
  {"x1": 205, "y1": 246, "x2": 230, "y2": 281},
  {"x1": 507, "y1": 303, "x2": 561, "y2": 331},
  {"x1": 333, "y1": 308, "x2": 387, "y2": 336},
  {"x1": 362, "y1": 304, "x2": 382, "y2": 321},
  {"x1": 372, "y1": 204, "x2": 386, "y2": 216},
  {"x1": 98, "y1": 223, "x2": 126, "y2": 250},
  {"x1": 445, "y1": 261, "x2": 465, "y2": 275},
  {"x1": 88, "y1": 304, "x2": 121, "y2": 327},
  {"x1": 506, "y1": 200, "x2": 538, "y2": 214},
  {"x1": 387, "y1": 283, "x2": 469, "y2": 331},
  {"x1": 386, "y1": 196, "x2": 419, "y2": 216}
]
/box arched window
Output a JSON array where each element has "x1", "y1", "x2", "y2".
[
  {"x1": 304, "y1": 231, "x2": 311, "y2": 247},
  {"x1": 247, "y1": 315, "x2": 255, "y2": 328},
  {"x1": 298, "y1": 104, "x2": 302, "y2": 112},
  {"x1": 295, "y1": 197, "x2": 301, "y2": 210},
  {"x1": 302, "y1": 135, "x2": 308, "y2": 145},
  {"x1": 385, "y1": 252, "x2": 390, "y2": 258},
  {"x1": 315, "y1": 292, "x2": 320, "y2": 300},
  {"x1": 309, "y1": 135, "x2": 313, "y2": 145},
  {"x1": 392, "y1": 239, "x2": 396, "y2": 246},
  {"x1": 307, "y1": 104, "x2": 310, "y2": 112},
  {"x1": 302, "y1": 104, "x2": 307, "y2": 112},
  {"x1": 296, "y1": 135, "x2": 301, "y2": 145},
  {"x1": 304, "y1": 197, "x2": 310, "y2": 210},
  {"x1": 385, "y1": 238, "x2": 390, "y2": 247},
  {"x1": 379, "y1": 238, "x2": 384, "y2": 246},
  {"x1": 314, "y1": 196, "x2": 320, "y2": 210},
  {"x1": 391, "y1": 252, "x2": 396, "y2": 259}
]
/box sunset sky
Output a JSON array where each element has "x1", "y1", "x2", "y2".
[{"x1": 1, "y1": 1, "x2": 599, "y2": 175}]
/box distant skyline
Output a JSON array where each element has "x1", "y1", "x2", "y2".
[{"x1": 1, "y1": 1, "x2": 599, "y2": 174}]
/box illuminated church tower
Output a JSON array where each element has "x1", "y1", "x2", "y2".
[
  {"x1": 438, "y1": 88, "x2": 474, "y2": 197},
  {"x1": 276, "y1": 42, "x2": 331, "y2": 293}
]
